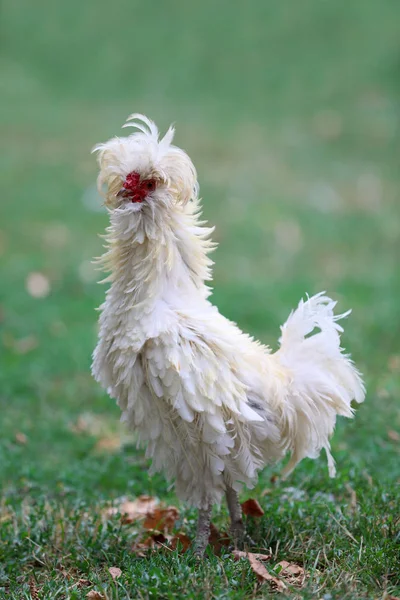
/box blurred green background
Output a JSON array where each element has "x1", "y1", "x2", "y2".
[{"x1": 0, "y1": 0, "x2": 399, "y2": 596}]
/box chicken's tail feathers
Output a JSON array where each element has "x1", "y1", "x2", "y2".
[{"x1": 274, "y1": 292, "x2": 365, "y2": 477}]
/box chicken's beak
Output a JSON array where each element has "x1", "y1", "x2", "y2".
[{"x1": 117, "y1": 188, "x2": 130, "y2": 198}]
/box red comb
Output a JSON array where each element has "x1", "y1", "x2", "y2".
[{"x1": 124, "y1": 172, "x2": 141, "y2": 191}]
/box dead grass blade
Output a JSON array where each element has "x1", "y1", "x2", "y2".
[{"x1": 233, "y1": 550, "x2": 271, "y2": 561}]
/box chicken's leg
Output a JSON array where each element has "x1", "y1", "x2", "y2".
[
  {"x1": 193, "y1": 504, "x2": 212, "y2": 557},
  {"x1": 225, "y1": 485, "x2": 246, "y2": 548}
]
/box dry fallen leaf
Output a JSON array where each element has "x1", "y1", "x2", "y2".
[
  {"x1": 131, "y1": 540, "x2": 151, "y2": 558},
  {"x1": 106, "y1": 497, "x2": 189, "y2": 556},
  {"x1": 388, "y1": 430, "x2": 400, "y2": 442},
  {"x1": 247, "y1": 553, "x2": 286, "y2": 591},
  {"x1": 106, "y1": 496, "x2": 179, "y2": 532},
  {"x1": 236, "y1": 553, "x2": 305, "y2": 591},
  {"x1": 208, "y1": 523, "x2": 230, "y2": 554},
  {"x1": 76, "y1": 579, "x2": 92, "y2": 588},
  {"x1": 143, "y1": 505, "x2": 179, "y2": 532},
  {"x1": 26, "y1": 272, "x2": 51, "y2": 299},
  {"x1": 15, "y1": 432, "x2": 28, "y2": 445},
  {"x1": 241, "y1": 498, "x2": 264, "y2": 517},
  {"x1": 86, "y1": 591, "x2": 105, "y2": 600},
  {"x1": 70, "y1": 412, "x2": 109, "y2": 436},
  {"x1": 119, "y1": 496, "x2": 159, "y2": 523},
  {"x1": 95, "y1": 435, "x2": 121, "y2": 452},
  {"x1": 248, "y1": 553, "x2": 270, "y2": 582},
  {"x1": 276, "y1": 560, "x2": 307, "y2": 587},
  {"x1": 70, "y1": 413, "x2": 97, "y2": 435},
  {"x1": 108, "y1": 566, "x2": 122, "y2": 580},
  {"x1": 170, "y1": 532, "x2": 191, "y2": 553},
  {"x1": 131, "y1": 531, "x2": 169, "y2": 556},
  {"x1": 233, "y1": 550, "x2": 271, "y2": 562}
]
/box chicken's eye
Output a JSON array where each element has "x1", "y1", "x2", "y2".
[{"x1": 145, "y1": 180, "x2": 156, "y2": 191}]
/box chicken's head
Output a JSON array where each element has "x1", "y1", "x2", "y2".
[{"x1": 93, "y1": 114, "x2": 198, "y2": 214}]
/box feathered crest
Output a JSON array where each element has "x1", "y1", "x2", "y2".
[
  {"x1": 122, "y1": 113, "x2": 176, "y2": 152},
  {"x1": 92, "y1": 113, "x2": 196, "y2": 207}
]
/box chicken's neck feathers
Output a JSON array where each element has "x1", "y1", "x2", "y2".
[{"x1": 97, "y1": 199, "x2": 216, "y2": 314}]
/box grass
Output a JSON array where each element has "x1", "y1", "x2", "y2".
[{"x1": 0, "y1": 0, "x2": 400, "y2": 597}]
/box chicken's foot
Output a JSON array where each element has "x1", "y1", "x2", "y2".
[
  {"x1": 225, "y1": 485, "x2": 246, "y2": 548},
  {"x1": 193, "y1": 504, "x2": 212, "y2": 557}
]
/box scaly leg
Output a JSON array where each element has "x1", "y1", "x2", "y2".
[
  {"x1": 225, "y1": 485, "x2": 246, "y2": 548},
  {"x1": 193, "y1": 504, "x2": 212, "y2": 557}
]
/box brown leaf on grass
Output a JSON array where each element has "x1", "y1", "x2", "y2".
[
  {"x1": 276, "y1": 560, "x2": 307, "y2": 587},
  {"x1": 233, "y1": 550, "x2": 271, "y2": 562},
  {"x1": 388, "y1": 430, "x2": 400, "y2": 442},
  {"x1": 86, "y1": 592, "x2": 105, "y2": 600},
  {"x1": 15, "y1": 432, "x2": 28, "y2": 445},
  {"x1": 76, "y1": 579, "x2": 92, "y2": 588},
  {"x1": 131, "y1": 538, "x2": 152, "y2": 558},
  {"x1": 143, "y1": 505, "x2": 179, "y2": 532},
  {"x1": 208, "y1": 523, "x2": 230, "y2": 554},
  {"x1": 132, "y1": 530, "x2": 191, "y2": 555},
  {"x1": 170, "y1": 532, "x2": 191, "y2": 553},
  {"x1": 70, "y1": 412, "x2": 116, "y2": 438},
  {"x1": 241, "y1": 498, "x2": 264, "y2": 517},
  {"x1": 118, "y1": 496, "x2": 158, "y2": 523},
  {"x1": 236, "y1": 553, "x2": 305, "y2": 591},
  {"x1": 95, "y1": 435, "x2": 121, "y2": 452},
  {"x1": 247, "y1": 553, "x2": 286, "y2": 591},
  {"x1": 106, "y1": 496, "x2": 179, "y2": 533},
  {"x1": 131, "y1": 531, "x2": 169, "y2": 557},
  {"x1": 108, "y1": 566, "x2": 122, "y2": 580}
]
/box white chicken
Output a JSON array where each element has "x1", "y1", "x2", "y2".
[{"x1": 91, "y1": 114, "x2": 365, "y2": 555}]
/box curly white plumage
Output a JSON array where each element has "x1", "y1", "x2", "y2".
[{"x1": 91, "y1": 115, "x2": 365, "y2": 522}]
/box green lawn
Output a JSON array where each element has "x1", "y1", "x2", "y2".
[{"x1": 1, "y1": 1, "x2": 399, "y2": 598}]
